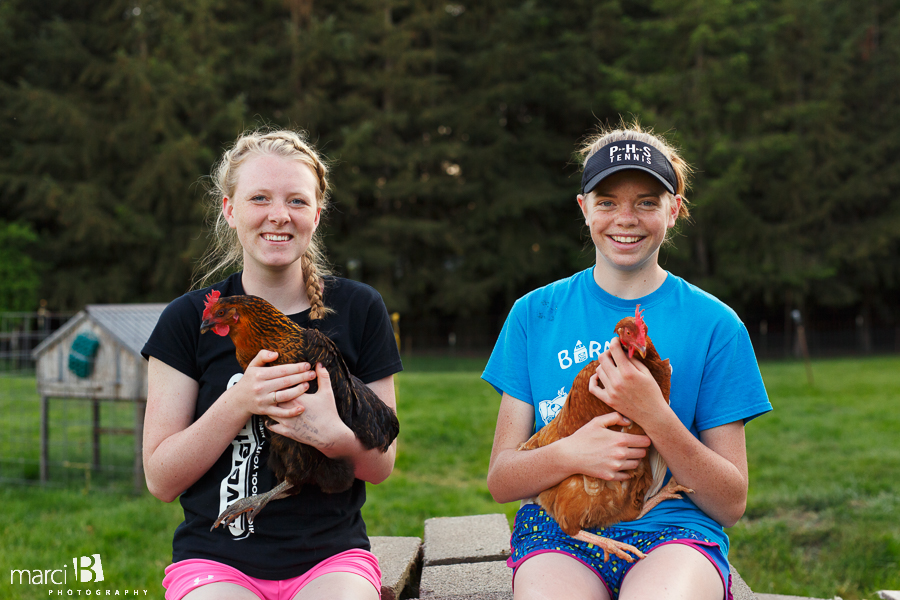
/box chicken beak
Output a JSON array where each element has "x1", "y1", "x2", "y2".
[
  {"x1": 633, "y1": 344, "x2": 647, "y2": 359},
  {"x1": 199, "y1": 319, "x2": 212, "y2": 334}
]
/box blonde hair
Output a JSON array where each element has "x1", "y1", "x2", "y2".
[
  {"x1": 195, "y1": 128, "x2": 333, "y2": 320},
  {"x1": 578, "y1": 118, "x2": 692, "y2": 222}
]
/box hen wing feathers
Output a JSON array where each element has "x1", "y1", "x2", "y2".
[{"x1": 300, "y1": 327, "x2": 398, "y2": 452}]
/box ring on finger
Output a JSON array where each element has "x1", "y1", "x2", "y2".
[{"x1": 273, "y1": 390, "x2": 277, "y2": 405}]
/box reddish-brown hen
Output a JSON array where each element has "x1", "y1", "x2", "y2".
[
  {"x1": 199, "y1": 291, "x2": 399, "y2": 530},
  {"x1": 518, "y1": 306, "x2": 692, "y2": 562}
]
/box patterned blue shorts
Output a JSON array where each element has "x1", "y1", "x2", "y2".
[{"x1": 509, "y1": 504, "x2": 732, "y2": 600}]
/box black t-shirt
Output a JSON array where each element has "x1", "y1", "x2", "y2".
[{"x1": 141, "y1": 272, "x2": 403, "y2": 579}]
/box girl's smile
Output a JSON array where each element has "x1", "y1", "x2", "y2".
[{"x1": 609, "y1": 234, "x2": 645, "y2": 245}]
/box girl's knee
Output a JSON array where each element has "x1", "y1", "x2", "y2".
[
  {"x1": 512, "y1": 552, "x2": 611, "y2": 600},
  {"x1": 291, "y1": 572, "x2": 379, "y2": 600},
  {"x1": 619, "y1": 544, "x2": 725, "y2": 600}
]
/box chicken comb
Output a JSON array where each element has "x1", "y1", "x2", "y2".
[
  {"x1": 202, "y1": 290, "x2": 221, "y2": 320},
  {"x1": 634, "y1": 304, "x2": 647, "y2": 344}
]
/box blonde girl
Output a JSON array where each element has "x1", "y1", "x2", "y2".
[{"x1": 142, "y1": 129, "x2": 402, "y2": 600}]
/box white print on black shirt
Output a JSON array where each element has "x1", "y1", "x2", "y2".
[
  {"x1": 558, "y1": 340, "x2": 611, "y2": 369},
  {"x1": 218, "y1": 372, "x2": 266, "y2": 539}
]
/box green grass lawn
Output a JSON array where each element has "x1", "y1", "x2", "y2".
[
  {"x1": 730, "y1": 356, "x2": 900, "y2": 598},
  {"x1": 1, "y1": 355, "x2": 899, "y2": 599}
]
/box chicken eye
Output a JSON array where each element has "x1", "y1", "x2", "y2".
[{"x1": 216, "y1": 309, "x2": 224, "y2": 317}]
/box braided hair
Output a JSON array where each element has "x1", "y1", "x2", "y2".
[{"x1": 196, "y1": 128, "x2": 333, "y2": 320}]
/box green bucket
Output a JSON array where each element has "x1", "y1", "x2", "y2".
[{"x1": 69, "y1": 332, "x2": 100, "y2": 378}]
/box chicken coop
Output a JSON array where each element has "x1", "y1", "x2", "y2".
[{"x1": 25, "y1": 304, "x2": 166, "y2": 493}]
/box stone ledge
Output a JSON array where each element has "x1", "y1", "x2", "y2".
[
  {"x1": 419, "y1": 561, "x2": 512, "y2": 599},
  {"x1": 756, "y1": 594, "x2": 825, "y2": 600},
  {"x1": 730, "y1": 564, "x2": 758, "y2": 600},
  {"x1": 370, "y1": 536, "x2": 423, "y2": 600},
  {"x1": 416, "y1": 593, "x2": 512, "y2": 600},
  {"x1": 423, "y1": 514, "x2": 511, "y2": 566}
]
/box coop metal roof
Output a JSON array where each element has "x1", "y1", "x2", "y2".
[{"x1": 32, "y1": 303, "x2": 168, "y2": 359}]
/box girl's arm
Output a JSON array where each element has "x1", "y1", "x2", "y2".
[
  {"x1": 143, "y1": 353, "x2": 313, "y2": 502},
  {"x1": 266, "y1": 363, "x2": 397, "y2": 485},
  {"x1": 638, "y1": 411, "x2": 747, "y2": 527},
  {"x1": 591, "y1": 339, "x2": 748, "y2": 527},
  {"x1": 487, "y1": 392, "x2": 652, "y2": 504}
]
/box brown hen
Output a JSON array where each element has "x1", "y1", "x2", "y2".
[
  {"x1": 199, "y1": 291, "x2": 399, "y2": 530},
  {"x1": 518, "y1": 305, "x2": 692, "y2": 562}
]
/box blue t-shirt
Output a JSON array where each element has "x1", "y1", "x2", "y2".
[{"x1": 482, "y1": 268, "x2": 772, "y2": 556}]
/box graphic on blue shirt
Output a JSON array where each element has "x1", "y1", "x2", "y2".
[
  {"x1": 538, "y1": 387, "x2": 568, "y2": 424},
  {"x1": 573, "y1": 341, "x2": 588, "y2": 364},
  {"x1": 557, "y1": 339, "x2": 610, "y2": 370}
]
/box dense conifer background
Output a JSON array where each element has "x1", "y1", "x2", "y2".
[{"x1": 2, "y1": 0, "x2": 898, "y2": 348}]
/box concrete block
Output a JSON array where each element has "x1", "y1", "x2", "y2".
[
  {"x1": 730, "y1": 564, "x2": 758, "y2": 600},
  {"x1": 370, "y1": 536, "x2": 422, "y2": 600},
  {"x1": 419, "y1": 561, "x2": 512, "y2": 598},
  {"x1": 756, "y1": 594, "x2": 824, "y2": 600},
  {"x1": 414, "y1": 594, "x2": 513, "y2": 600},
  {"x1": 423, "y1": 514, "x2": 511, "y2": 566}
]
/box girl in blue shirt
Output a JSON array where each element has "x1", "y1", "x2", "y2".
[{"x1": 483, "y1": 121, "x2": 771, "y2": 600}]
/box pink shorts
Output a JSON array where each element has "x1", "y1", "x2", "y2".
[{"x1": 162, "y1": 549, "x2": 382, "y2": 600}]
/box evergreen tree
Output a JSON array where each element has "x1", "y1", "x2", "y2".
[
  {"x1": 0, "y1": 220, "x2": 41, "y2": 311},
  {"x1": 0, "y1": 0, "x2": 896, "y2": 346},
  {"x1": 0, "y1": 0, "x2": 244, "y2": 309}
]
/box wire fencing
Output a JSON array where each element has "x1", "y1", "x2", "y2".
[
  {"x1": 1, "y1": 311, "x2": 138, "y2": 492},
  {"x1": 0, "y1": 382, "x2": 138, "y2": 492},
  {"x1": 0, "y1": 311, "x2": 74, "y2": 376}
]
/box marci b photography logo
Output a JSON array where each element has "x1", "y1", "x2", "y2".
[
  {"x1": 9, "y1": 553, "x2": 102, "y2": 585},
  {"x1": 8, "y1": 553, "x2": 148, "y2": 595}
]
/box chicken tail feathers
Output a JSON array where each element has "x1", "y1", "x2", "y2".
[
  {"x1": 349, "y1": 374, "x2": 399, "y2": 452},
  {"x1": 300, "y1": 328, "x2": 399, "y2": 452},
  {"x1": 314, "y1": 457, "x2": 356, "y2": 494},
  {"x1": 642, "y1": 446, "x2": 668, "y2": 503}
]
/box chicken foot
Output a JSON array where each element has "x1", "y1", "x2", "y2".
[
  {"x1": 569, "y1": 479, "x2": 694, "y2": 562},
  {"x1": 210, "y1": 480, "x2": 294, "y2": 531},
  {"x1": 573, "y1": 530, "x2": 646, "y2": 563},
  {"x1": 636, "y1": 478, "x2": 694, "y2": 520}
]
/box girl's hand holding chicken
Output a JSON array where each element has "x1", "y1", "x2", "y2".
[
  {"x1": 266, "y1": 362, "x2": 352, "y2": 455},
  {"x1": 229, "y1": 349, "x2": 315, "y2": 422},
  {"x1": 589, "y1": 337, "x2": 669, "y2": 431},
  {"x1": 556, "y1": 411, "x2": 651, "y2": 483}
]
